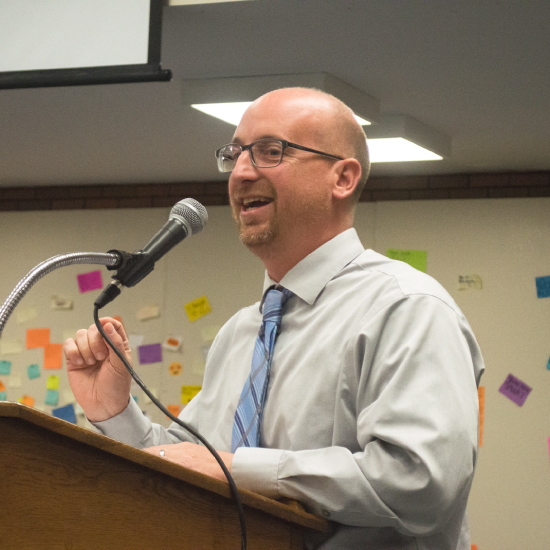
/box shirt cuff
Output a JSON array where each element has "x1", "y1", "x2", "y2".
[
  {"x1": 92, "y1": 397, "x2": 150, "y2": 448},
  {"x1": 231, "y1": 447, "x2": 284, "y2": 499}
]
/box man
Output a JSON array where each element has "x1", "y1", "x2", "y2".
[{"x1": 64, "y1": 88, "x2": 484, "y2": 549}]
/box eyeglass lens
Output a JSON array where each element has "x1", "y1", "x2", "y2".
[{"x1": 217, "y1": 140, "x2": 284, "y2": 172}]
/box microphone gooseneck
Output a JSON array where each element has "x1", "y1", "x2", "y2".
[{"x1": 94, "y1": 198, "x2": 208, "y2": 309}]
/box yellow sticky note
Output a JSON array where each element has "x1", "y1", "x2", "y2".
[
  {"x1": 47, "y1": 375, "x2": 60, "y2": 390},
  {"x1": 181, "y1": 385, "x2": 201, "y2": 405},
  {"x1": 184, "y1": 296, "x2": 212, "y2": 322},
  {"x1": 44, "y1": 343, "x2": 63, "y2": 369},
  {"x1": 18, "y1": 395, "x2": 35, "y2": 407},
  {"x1": 26, "y1": 328, "x2": 50, "y2": 349},
  {"x1": 386, "y1": 249, "x2": 427, "y2": 273},
  {"x1": 478, "y1": 386, "x2": 485, "y2": 447}
]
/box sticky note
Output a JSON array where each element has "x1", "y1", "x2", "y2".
[
  {"x1": 458, "y1": 274, "x2": 483, "y2": 291},
  {"x1": 163, "y1": 336, "x2": 183, "y2": 352},
  {"x1": 27, "y1": 364, "x2": 40, "y2": 380},
  {"x1": 0, "y1": 379, "x2": 5, "y2": 392},
  {"x1": 181, "y1": 385, "x2": 201, "y2": 405},
  {"x1": 499, "y1": 374, "x2": 532, "y2": 406},
  {"x1": 77, "y1": 270, "x2": 103, "y2": 293},
  {"x1": 47, "y1": 375, "x2": 60, "y2": 390},
  {"x1": 0, "y1": 360, "x2": 12, "y2": 375},
  {"x1": 201, "y1": 325, "x2": 221, "y2": 344},
  {"x1": 0, "y1": 391, "x2": 7, "y2": 401},
  {"x1": 169, "y1": 362, "x2": 182, "y2": 375},
  {"x1": 535, "y1": 275, "x2": 550, "y2": 298},
  {"x1": 167, "y1": 404, "x2": 180, "y2": 418},
  {"x1": 45, "y1": 389, "x2": 59, "y2": 406},
  {"x1": 18, "y1": 395, "x2": 35, "y2": 407},
  {"x1": 478, "y1": 386, "x2": 485, "y2": 447},
  {"x1": 16, "y1": 306, "x2": 38, "y2": 324},
  {"x1": 52, "y1": 403, "x2": 77, "y2": 424},
  {"x1": 8, "y1": 375, "x2": 22, "y2": 388},
  {"x1": 184, "y1": 295, "x2": 212, "y2": 322},
  {"x1": 26, "y1": 328, "x2": 50, "y2": 349},
  {"x1": 138, "y1": 343, "x2": 162, "y2": 364},
  {"x1": 546, "y1": 356, "x2": 550, "y2": 370},
  {"x1": 386, "y1": 249, "x2": 427, "y2": 273},
  {"x1": 44, "y1": 343, "x2": 63, "y2": 369},
  {"x1": 0, "y1": 339, "x2": 23, "y2": 355},
  {"x1": 51, "y1": 295, "x2": 74, "y2": 310},
  {"x1": 137, "y1": 305, "x2": 160, "y2": 321}
]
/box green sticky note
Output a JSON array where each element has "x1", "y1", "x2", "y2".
[
  {"x1": 0, "y1": 391, "x2": 7, "y2": 401},
  {"x1": 46, "y1": 375, "x2": 60, "y2": 390},
  {"x1": 45, "y1": 389, "x2": 59, "y2": 406},
  {"x1": 0, "y1": 360, "x2": 11, "y2": 375},
  {"x1": 27, "y1": 364, "x2": 41, "y2": 380},
  {"x1": 386, "y1": 249, "x2": 428, "y2": 273}
]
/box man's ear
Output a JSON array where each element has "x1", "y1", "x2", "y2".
[{"x1": 332, "y1": 158, "x2": 362, "y2": 200}]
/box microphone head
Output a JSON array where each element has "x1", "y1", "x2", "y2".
[{"x1": 170, "y1": 198, "x2": 208, "y2": 236}]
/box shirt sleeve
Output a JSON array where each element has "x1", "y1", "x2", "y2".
[
  {"x1": 231, "y1": 294, "x2": 483, "y2": 537},
  {"x1": 93, "y1": 390, "x2": 203, "y2": 448}
]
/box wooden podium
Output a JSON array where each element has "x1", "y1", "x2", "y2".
[{"x1": 0, "y1": 402, "x2": 327, "y2": 549}]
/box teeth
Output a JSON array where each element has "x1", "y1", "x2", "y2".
[{"x1": 243, "y1": 197, "x2": 269, "y2": 206}]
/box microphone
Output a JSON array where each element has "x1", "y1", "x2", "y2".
[{"x1": 95, "y1": 198, "x2": 208, "y2": 308}]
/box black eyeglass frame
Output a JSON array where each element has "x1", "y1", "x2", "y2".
[{"x1": 215, "y1": 138, "x2": 344, "y2": 172}]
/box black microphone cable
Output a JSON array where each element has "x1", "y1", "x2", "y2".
[{"x1": 93, "y1": 307, "x2": 247, "y2": 550}]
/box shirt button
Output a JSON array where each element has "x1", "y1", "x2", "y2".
[{"x1": 321, "y1": 509, "x2": 331, "y2": 518}]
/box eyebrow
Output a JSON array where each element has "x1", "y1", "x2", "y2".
[{"x1": 230, "y1": 135, "x2": 282, "y2": 145}]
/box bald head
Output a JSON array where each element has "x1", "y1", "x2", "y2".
[{"x1": 245, "y1": 87, "x2": 370, "y2": 200}]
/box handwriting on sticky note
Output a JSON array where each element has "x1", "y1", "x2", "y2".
[
  {"x1": 458, "y1": 274, "x2": 483, "y2": 291},
  {"x1": 535, "y1": 275, "x2": 550, "y2": 298},
  {"x1": 184, "y1": 295, "x2": 212, "y2": 322},
  {"x1": 386, "y1": 249, "x2": 427, "y2": 273},
  {"x1": 138, "y1": 343, "x2": 162, "y2": 364},
  {"x1": 44, "y1": 343, "x2": 63, "y2": 369},
  {"x1": 26, "y1": 328, "x2": 50, "y2": 349},
  {"x1": 181, "y1": 385, "x2": 201, "y2": 405},
  {"x1": 499, "y1": 374, "x2": 532, "y2": 406},
  {"x1": 77, "y1": 270, "x2": 103, "y2": 293},
  {"x1": 478, "y1": 387, "x2": 485, "y2": 447},
  {"x1": 27, "y1": 364, "x2": 40, "y2": 380}
]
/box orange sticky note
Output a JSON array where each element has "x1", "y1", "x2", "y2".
[
  {"x1": 0, "y1": 380, "x2": 5, "y2": 392},
  {"x1": 167, "y1": 404, "x2": 180, "y2": 418},
  {"x1": 471, "y1": 545, "x2": 478, "y2": 550},
  {"x1": 44, "y1": 343, "x2": 63, "y2": 370},
  {"x1": 18, "y1": 395, "x2": 35, "y2": 407},
  {"x1": 26, "y1": 328, "x2": 50, "y2": 349},
  {"x1": 478, "y1": 386, "x2": 485, "y2": 447}
]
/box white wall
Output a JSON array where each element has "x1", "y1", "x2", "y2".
[{"x1": 1, "y1": 197, "x2": 549, "y2": 549}]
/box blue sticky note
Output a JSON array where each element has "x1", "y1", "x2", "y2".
[
  {"x1": 27, "y1": 363, "x2": 40, "y2": 380},
  {"x1": 132, "y1": 395, "x2": 138, "y2": 404},
  {"x1": 546, "y1": 357, "x2": 550, "y2": 370},
  {"x1": 0, "y1": 391, "x2": 7, "y2": 401},
  {"x1": 52, "y1": 403, "x2": 77, "y2": 424},
  {"x1": 0, "y1": 360, "x2": 11, "y2": 375},
  {"x1": 45, "y1": 389, "x2": 59, "y2": 406},
  {"x1": 536, "y1": 275, "x2": 550, "y2": 298}
]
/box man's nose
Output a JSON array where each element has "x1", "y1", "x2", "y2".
[{"x1": 231, "y1": 149, "x2": 258, "y2": 179}]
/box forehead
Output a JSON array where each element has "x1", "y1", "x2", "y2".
[{"x1": 232, "y1": 93, "x2": 330, "y2": 145}]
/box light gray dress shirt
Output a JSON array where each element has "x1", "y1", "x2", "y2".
[{"x1": 96, "y1": 228, "x2": 485, "y2": 550}]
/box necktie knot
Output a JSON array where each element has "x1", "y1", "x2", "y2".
[{"x1": 261, "y1": 286, "x2": 293, "y2": 324}]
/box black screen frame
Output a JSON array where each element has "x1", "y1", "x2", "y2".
[{"x1": 0, "y1": 0, "x2": 171, "y2": 90}]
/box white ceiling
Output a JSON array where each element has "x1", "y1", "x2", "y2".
[{"x1": 1, "y1": 0, "x2": 549, "y2": 188}]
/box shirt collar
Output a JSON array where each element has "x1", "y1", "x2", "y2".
[{"x1": 262, "y1": 228, "x2": 365, "y2": 306}]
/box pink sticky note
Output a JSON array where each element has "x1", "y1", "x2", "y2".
[
  {"x1": 138, "y1": 343, "x2": 163, "y2": 364},
  {"x1": 77, "y1": 270, "x2": 103, "y2": 293},
  {"x1": 499, "y1": 373, "x2": 532, "y2": 406}
]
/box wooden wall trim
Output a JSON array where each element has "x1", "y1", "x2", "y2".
[{"x1": 1, "y1": 171, "x2": 549, "y2": 211}]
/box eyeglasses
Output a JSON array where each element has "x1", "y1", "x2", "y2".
[{"x1": 215, "y1": 138, "x2": 344, "y2": 173}]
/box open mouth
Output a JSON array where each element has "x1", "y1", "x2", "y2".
[{"x1": 242, "y1": 197, "x2": 273, "y2": 212}]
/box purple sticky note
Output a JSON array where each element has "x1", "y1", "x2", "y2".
[
  {"x1": 77, "y1": 270, "x2": 103, "y2": 293},
  {"x1": 499, "y1": 373, "x2": 532, "y2": 406},
  {"x1": 138, "y1": 343, "x2": 163, "y2": 364}
]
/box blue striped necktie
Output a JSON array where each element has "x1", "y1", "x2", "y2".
[{"x1": 231, "y1": 286, "x2": 293, "y2": 452}]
